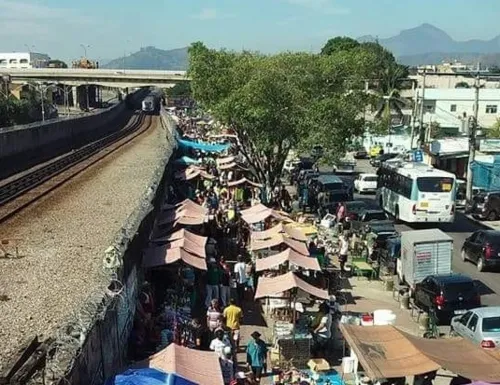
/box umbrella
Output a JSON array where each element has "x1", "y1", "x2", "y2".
[{"x1": 106, "y1": 368, "x2": 196, "y2": 385}]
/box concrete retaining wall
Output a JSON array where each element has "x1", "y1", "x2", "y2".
[
  {"x1": 0, "y1": 91, "x2": 147, "y2": 180},
  {"x1": 43, "y1": 110, "x2": 178, "y2": 385}
]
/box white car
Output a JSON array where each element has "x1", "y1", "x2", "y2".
[{"x1": 354, "y1": 173, "x2": 378, "y2": 193}]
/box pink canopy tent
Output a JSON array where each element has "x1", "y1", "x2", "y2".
[
  {"x1": 242, "y1": 209, "x2": 292, "y2": 225},
  {"x1": 151, "y1": 229, "x2": 207, "y2": 247},
  {"x1": 251, "y1": 222, "x2": 307, "y2": 242},
  {"x1": 157, "y1": 209, "x2": 205, "y2": 226},
  {"x1": 250, "y1": 233, "x2": 309, "y2": 255},
  {"x1": 240, "y1": 203, "x2": 269, "y2": 216},
  {"x1": 143, "y1": 246, "x2": 207, "y2": 270},
  {"x1": 216, "y1": 156, "x2": 236, "y2": 167},
  {"x1": 255, "y1": 248, "x2": 321, "y2": 272},
  {"x1": 254, "y1": 271, "x2": 328, "y2": 300},
  {"x1": 227, "y1": 177, "x2": 263, "y2": 188},
  {"x1": 137, "y1": 343, "x2": 224, "y2": 385}
]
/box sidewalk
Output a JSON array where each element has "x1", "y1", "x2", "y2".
[{"x1": 465, "y1": 213, "x2": 500, "y2": 231}]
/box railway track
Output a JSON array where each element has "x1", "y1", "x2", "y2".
[{"x1": 0, "y1": 112, "x2": 153, "y2": 223}]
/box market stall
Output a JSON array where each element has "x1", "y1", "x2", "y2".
[
  {"x1": 136, "y1": 343, "x2": 224, "y2": 385},
  {"x1": 255, "y1": 272, "x2": 329, "y2": 368},
  {"x1": 250, "y1": 233, "x2": 310, "y2": 256},
  {"x1": 251, "y1": 222, "x2": 308, "y2": 242},
  {"x1": 340, "y1": 324, "x2": 500, "y2": 383},
  {"x1": 255, "y1": 248, "x2": 321, "y2": 272}
]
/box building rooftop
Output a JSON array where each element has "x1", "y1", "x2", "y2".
[{"x1": 416, "y1": 88, "x2": 500, "y2": 101}]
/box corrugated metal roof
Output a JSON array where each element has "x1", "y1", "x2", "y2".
[
  {"x1": 416, "y1": 88, "x2": 500, "y2": 101},
  {"x1": 401, "y1": 229, "x2": 452, "y2": 244}
]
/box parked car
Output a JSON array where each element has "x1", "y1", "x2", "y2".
[
  {"x1": 369, "y1": 145, "x2": 383, "y2": 158},
  {"x1": 358, "y1": 209, "x2": 388, "y2": 222},
  {"x1": 413, "y1": 274, "x2": 481, "y2": 324},
  {"x1": 466, "y1": 191, "x2": 500, "y2": 221},
  {"x1": 354, "y1": 173, "x2": 378, "y2": 193},
  {"x1": 353, "y1": 149, "x2": 368, "y2": 159},
  {"x1": 370, "y1": 153, "x2": 399, "y2": 168},
  {"x1": 461, "y1": 230, "x2": 500, "y2": 272},
  {"x1": 450, "y1": 307, "x2": 500, "y2": 349},
  {"x1": 345, "y1": 200, "x2": 369, "y2": 220}
]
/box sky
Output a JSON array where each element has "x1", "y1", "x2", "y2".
[{"x1": 1, "y1": 0, "x2": 500, "y2": 63}]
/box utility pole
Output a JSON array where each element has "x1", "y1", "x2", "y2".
[
  {"x1": 410, "y1": 83, "x2": 418, "y2": 149},
  {"x1": 466, "y1": 75, "x2": 481, "y2": 203},
  {"x1": 418, "y1": 69, "x2": 427, "y2": 147}
]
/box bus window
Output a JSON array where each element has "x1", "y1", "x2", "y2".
[{"x1": 417, "y1": 177, "x2": 454, "y2": 193}]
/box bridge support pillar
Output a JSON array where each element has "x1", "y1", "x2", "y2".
[{"x1": 72, "y1": 87, "x2": 78, "y2": 108}]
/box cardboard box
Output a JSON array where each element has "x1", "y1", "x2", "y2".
[{"x1": 307, "y1": 358, "x2": 330, "y2": 372}]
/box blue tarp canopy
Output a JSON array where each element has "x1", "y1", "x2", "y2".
[
  {"x1": 472, "y1": 160, "x2": 500, "y2": 191},
  {"x1": 106, "y1": 368, "x2": 196, "y2": 385},
  {"x1": 178, "y1": 138, "x2": 230, "y2": 153},
  {"x1": 174, "y1": 156, "x2": 201, "y2": 166}
]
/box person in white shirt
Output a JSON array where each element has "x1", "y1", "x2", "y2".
[
  {"x1": 233, "y1": 255, "x2": 248, "y2": 304},
  {"x1": 210, "y1": 329, "x2": 232, "y2": 358},
  {"x1": 312, "y1": 303, "x2": 332, "y2": 357},
  {"x1": 338, "y1": 234, "x2": 349, "y2": 275}
]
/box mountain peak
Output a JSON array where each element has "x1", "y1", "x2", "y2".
[
  {"x1": 358, "y1": 23, "x2": 500, "y2": 59},
  {"x1": 103, "y1": 47, "x2": 188, "y2": 70}
]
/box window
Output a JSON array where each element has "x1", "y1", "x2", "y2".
[
  {"x1": 486, "y1": 105, "x2": 498, "y2": 114},
  {"x1": 9, "y1": 59, "x2": 17, "y2": 64},
  {"x1": 467, "y1": 314, "x2": 479, "y2": 332},
  {"x1": 416, "y1": 177, "x2": 454, "y2": 193},
  {"x1": 19, "y1": 59, "x2": 28, "y2": 64},
  {"x1": 450, "y1": 104, "x2": 457, "y2": 112},
  {"x1": 482, "y1": 316, "x2": 500, "y2": 332},
  {"x1": 460, "y1": 312, "x2": 473, "y2": 325}
]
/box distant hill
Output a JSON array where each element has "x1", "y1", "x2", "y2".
[
  {"x1": 398, "y1": 52, "x2": 500, "y2": 67},
  {"x1": 103, "y1": 46, "x2": 188, "y2": 70},
  {"x1": 359, "y1": 23, "x2": 500, "y2": 65}
]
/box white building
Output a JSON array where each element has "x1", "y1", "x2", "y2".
[
  {"x1": 415, "y1": 88, "x2": 500, "y2": 132},
  {"x1": 0, "y1": 52, "x2": 50, "y2": 69}
]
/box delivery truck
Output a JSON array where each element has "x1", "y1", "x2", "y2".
[{"x1": 397, "y1": 228, "x2": 453, "y2": 294}]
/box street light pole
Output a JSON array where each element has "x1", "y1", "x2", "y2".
[
  {"x1": 466, "y1": 75, "x2": 481, "y2": 204},
  {"x1": 80, "y1": 44, "x2": 89, "y2": 58}
]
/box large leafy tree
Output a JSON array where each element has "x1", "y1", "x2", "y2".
[
  {"x1": 487, "y1": 118, "x2": 500, "y2": 138},
  {"x1": 188, "y1": 42, "x2": 375, "y2": 192},
  {"x1": 321, "y1": 37, "x2": 360, "y2": 55}
]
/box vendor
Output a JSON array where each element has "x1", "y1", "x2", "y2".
[{"x1": 311, "y1": 302, "x2": 332, "y2": 357}]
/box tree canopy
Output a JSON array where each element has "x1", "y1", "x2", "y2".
[{"x1": 188, "y1": 42, "x2": 378, "y2": 190}]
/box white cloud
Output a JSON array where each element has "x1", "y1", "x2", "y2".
[
  {"x1": 284, "y1": 0, "x2": 350, "y2": 15},
  {"x1": 192, "y1": 8, "x2": 218, "y2": 20}
]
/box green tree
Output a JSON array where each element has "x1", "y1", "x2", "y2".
[
  {"x1": 188, "y1": 42, "x2": 375, "y2": 192},
  {"x1": 321, "y1": 37, "x2": 360, "y2": 55},
  {"x1": 487, "y1": 118, "x2": 500, "y2": 138},
  {"x1": 166, "y1": 82, "x2": 192, "y2": 98},
  {"x1": 455, "y1": 81, "x2": 470, "y2": 88}
]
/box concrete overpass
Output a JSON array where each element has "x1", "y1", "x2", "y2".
[{"x1": 0, "y1": 68, "x2": 189, "y2": 88}]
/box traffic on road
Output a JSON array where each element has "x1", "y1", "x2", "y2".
[{"x1": 289, "y1": 152, "x2": 500, "y2": 348}]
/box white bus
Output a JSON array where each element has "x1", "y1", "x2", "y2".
[{"x1": 376, "y1": 160, "x2": 456, "y2": 223}]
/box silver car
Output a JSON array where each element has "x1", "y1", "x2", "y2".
[{"x1": 450, "y1": 307, "x2": 500, "y2": 349}]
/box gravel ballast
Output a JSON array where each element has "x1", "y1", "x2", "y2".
[{"x1": 0, "y1": 115, "x2": 168, "y2": 369}]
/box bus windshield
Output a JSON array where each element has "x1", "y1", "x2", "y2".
[{"x1": 416, "y1": 177, "x2": 454, "y2": 193}]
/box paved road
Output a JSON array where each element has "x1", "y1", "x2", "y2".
[{"x1": 329, "y1": 159, "x2": 500, "y2": 307}]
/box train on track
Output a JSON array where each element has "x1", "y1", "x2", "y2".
[{"x1": 141, "y1": 92, "x2": 161, "y2": 115}]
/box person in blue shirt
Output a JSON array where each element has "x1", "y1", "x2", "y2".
[{"x1": 246, "y1": 331, "x2": 268, "y2": 383}]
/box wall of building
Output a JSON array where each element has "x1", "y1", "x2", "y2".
[
  {"x1": 416, "y1": 88, "x2": 500, "y2": 131},
  {"x1": 0, "y1": 102, "x2": 128, "y2": 179},
  {"x1": 409, "y1": 74, "x2": 500, "y2": 90},
  {"x1": 0, "y1": 52, "x2": 50, "y2": 69}
]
